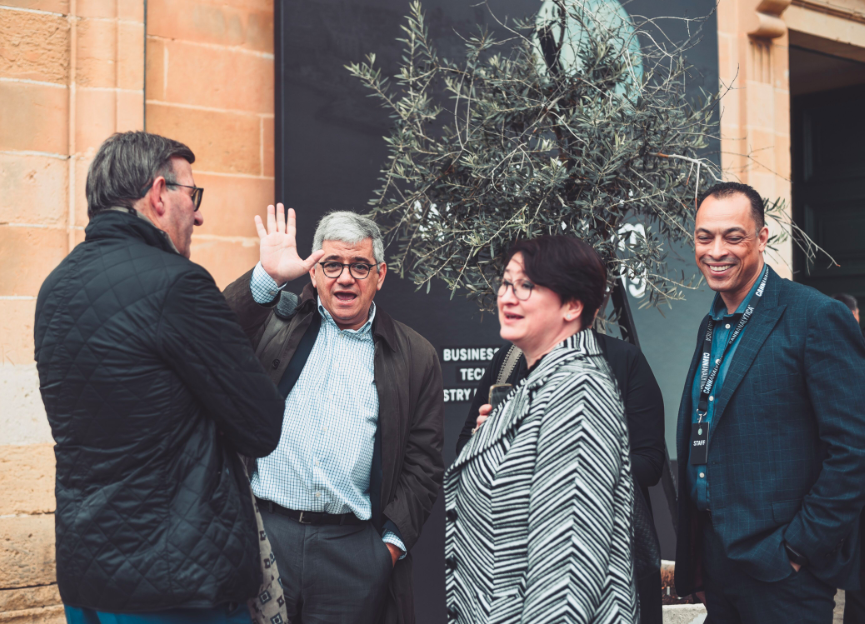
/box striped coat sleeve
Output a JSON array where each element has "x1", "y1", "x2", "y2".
[{"x1": 521, "y1": 368, "x2": 632, "y2": 624}]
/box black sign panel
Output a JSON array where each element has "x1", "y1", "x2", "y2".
[{"x1": 276, "y1": 0, "x2": 717, "y2": 616}]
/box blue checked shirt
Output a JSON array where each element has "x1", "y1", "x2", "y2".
[
  {"x1": 248, "y1": 262, "x2": 405, "y2": 554},
  {"x1": 687, "y1": 270, "x2": 766, "y2": 511}
]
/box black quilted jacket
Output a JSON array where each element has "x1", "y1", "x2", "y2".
[{"x1": 34, "y1": 210, "x2": 285, "y2": 612}]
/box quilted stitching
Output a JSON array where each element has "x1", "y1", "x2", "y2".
[{"x1": 35, "y1": 211, "x2": 285, "y2": 612}]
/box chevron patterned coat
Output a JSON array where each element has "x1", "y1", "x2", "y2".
[{"x1": 444, "y1": 330, "x2": 638, "y2": 624}]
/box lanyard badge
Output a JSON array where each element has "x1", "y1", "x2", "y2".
[{"x1": 689, "y1": 266, "x2": 769, "y2": 466}]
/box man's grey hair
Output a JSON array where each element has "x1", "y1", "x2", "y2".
[
  {"x1": 85, "y1": 131, "x2": 195, "y2": 218},
  {"x1": 313, "y1": 211, "x2": 385, "y2": 264}
]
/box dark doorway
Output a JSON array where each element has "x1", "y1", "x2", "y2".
[{"x1": 791, "y1": 45, "x2": 865, "y2": 327}]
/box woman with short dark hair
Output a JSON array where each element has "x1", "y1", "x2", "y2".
[{"x1": 444, "y1": 235, "x2": 638, "y2": 624}]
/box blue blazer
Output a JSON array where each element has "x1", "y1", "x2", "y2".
[{"x1": 674, "y1": 266, "x2": 865, "y2": 595}]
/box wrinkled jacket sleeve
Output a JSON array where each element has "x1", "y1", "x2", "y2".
[
  {"x1": 784, "y1": 299, "x2": 865, "y2": 562},
  {"x1": 157, "y1": 266, "x2": 285, "y2": 458},
  {"x1": 522, "y1": 371, "x2": 627, "y2": 624},
  {"x1": 222, "y1": 266, "x2": 276, "y2": 345},
  {"x1": 384, "y1": 342, "x2": 445, "y2": 550}
]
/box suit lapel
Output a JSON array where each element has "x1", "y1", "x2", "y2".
[{"x1": 709, "y1": 270, "x2": 787, "y2": 440}]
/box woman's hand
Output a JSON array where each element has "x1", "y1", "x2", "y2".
[{"x1": 473, "y1": 404, "x2": 493, "y2": 434}]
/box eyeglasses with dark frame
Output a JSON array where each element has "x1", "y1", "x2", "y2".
[
  {"x1": 139, "y1": 180, "x2": 204, "y2": 211},
  {"x1": 496, "y1": 277, "x2": 535, "y2": 301},
  {"x1": 319, "y1": 261, "x2": 379, "y2": 280}
]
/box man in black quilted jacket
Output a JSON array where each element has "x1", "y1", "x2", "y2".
[{"x1": 33, "y1": 132, "x2": 314, "y2": 623}]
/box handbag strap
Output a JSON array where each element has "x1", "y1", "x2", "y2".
[{"x1": 496, "y1": 344, "x2": 523, "y2": 385}]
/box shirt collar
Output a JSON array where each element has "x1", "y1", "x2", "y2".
[
  {"x1": 317, "y1": 296, "x2": 376, "y2": 336},
  {"x1": 708, "y1": 265, "x2": 767, "y2": 321}
]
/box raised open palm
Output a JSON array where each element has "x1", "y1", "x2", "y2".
[{"x1": 254, "y1": 204, "x2": 324, "y2": 284}]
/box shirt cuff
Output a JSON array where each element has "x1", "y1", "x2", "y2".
[
  {"x1": 382, "y1": 530, "x2": 407, "y2": 560},
  {"x1": 250, "y1": 262, "x2": 286, "y2": 304}
]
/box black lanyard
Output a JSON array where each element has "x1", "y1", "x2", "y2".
[{"x1": 696, "y1": 266, "x2": 769, "y2": 419}]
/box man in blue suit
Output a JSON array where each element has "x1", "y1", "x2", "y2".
[{"x1": 674, "y1": 182, "x2": 865, "y2": 623}]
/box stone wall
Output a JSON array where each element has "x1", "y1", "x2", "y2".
[
  {"x1": 1, "y1": 1, "x2": 145, "y2": 620},
  {"x1": 0, "y1": 0, "x2": 273, "y2": 620},
  {"x1": 145, "y1": 0, "x2": 275, "y2": 288}
]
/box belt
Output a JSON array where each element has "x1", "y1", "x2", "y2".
[{"x1": 255, "y1": 497, "x2": 364, "y2": 526}]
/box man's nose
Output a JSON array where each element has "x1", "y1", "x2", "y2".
[
  {"x1": 337, "y1": 267, "x2": 356, "y2": 285},
  {"x1": 709, "y1": 236, "x2": 726, "y2": 258},
  {"x1": 194, "y1": 211, "x2": 204, "y2": 227}
]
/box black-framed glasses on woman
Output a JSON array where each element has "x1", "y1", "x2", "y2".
[
  {"x1": 497, "y1": 278, "x2": 535, "y2": 301},
  {"x1": 319, "y1": 261, "x2": 378, "y2": 280},
  {"x1": 139, "y1": 181, "x2": 204, "y2": 211}
]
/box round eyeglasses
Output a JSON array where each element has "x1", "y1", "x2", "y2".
[
  {"x1": 496, "y1": 278, "x2": 535, "y2": 301},
  {"x1": 319, "y1": 261, "x2": 378, "y2": 280}
]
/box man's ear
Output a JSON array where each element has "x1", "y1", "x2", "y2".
[
  {"x1": 148, "y1": 177, "x2": 168, "y2": 217},
  {"x1": 757, "y1": 225, "x2": 770, "y2": 253},
  {"x1": 376, "y1": 263, "x2": 387, "y2": 291},
  {"x1": 309, "y1": 265, "x2": 318, "y2": 289}
]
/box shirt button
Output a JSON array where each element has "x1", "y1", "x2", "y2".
[
  {"x1": 715, "y1": 358, "x2": 721, "y2": 364},
  {"x1": 699, "y1": 472, "x2": 705, "y2": 479},
  {"x1": 315, "y1": 492, "x2": 321, "y2": 498},
  {"x1": 725, "y1": 323, "x2": 731, "y2": 329},
  {"x1": 271, "y1": 359, "x2": 280, "y2": 369},
  {"x1": 709, "y1": 396, "x2": 714, "y2": 402}
]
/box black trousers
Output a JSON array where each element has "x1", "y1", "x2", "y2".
[
  {"x1": 260, "y1": 509, "x2": 393, "y2": 624},
  {"x1": 844, "y1": 588, "x2": 865, "y2": 624},
  {"x1": 637, "y1": 570, "x2": 662, "y2": 624},
  {"x1": 701, "y1": 514, "x2": 836, "y2": 624}
]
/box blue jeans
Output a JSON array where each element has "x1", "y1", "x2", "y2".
[{"x1": 64, "y1": 604, "x2": 251, "y2": 624}]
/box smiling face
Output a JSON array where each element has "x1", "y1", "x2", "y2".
[
  {"x1": 309, "y1": 238, "x2": 386, "y2": 330},
  {"x1": 694, "y1": 192, "x2": 769, "y2": 312},
  {"x1": 497, "y1": 253, "x2": 582, "y2": 365}
]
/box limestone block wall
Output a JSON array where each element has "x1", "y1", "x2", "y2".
[
  {"x1": 0, "y1": 0, "x2": 274, "y2": 620},
  {"x1": 717, "y1": 0, "x2": 794, "y2": 278},
  {"x1": 146, "y1": 0, "x2": 275, "y2": 289},
  {"x1": 0, "y1": 1, "x2": 144, "y2": 621}
]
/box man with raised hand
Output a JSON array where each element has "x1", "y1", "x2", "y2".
[
  {"x1": 674, "y1": 182, "x2": 865, "y2": 623},
  {"x1": 224, "y1": 204, "x2": 444, "y2": 624}
]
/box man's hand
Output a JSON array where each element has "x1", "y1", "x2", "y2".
[
  {"x1": 385, "y1": 543, "x2": 402, "y2": 567},
  {"x1": 254, "y1": 204, "x2": 324, "y2": 285},
  {"x1": 472, "y1": 404, "x2": 493, "y2": 434}
]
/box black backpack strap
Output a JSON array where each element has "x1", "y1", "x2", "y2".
[{"x1": 277, "y1": 313, "x2": 322, "y2": 399}]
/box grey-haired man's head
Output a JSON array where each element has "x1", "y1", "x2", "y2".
[
  {"x1": 309, "y1": 211, "x2": 387, "y2": 331},
  {"x1": 86, "y1": 132, "x2": 202, "y2": 259}
]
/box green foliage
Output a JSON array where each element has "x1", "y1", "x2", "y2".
[{"x1": 347, "y1": 0, "x2": 803, "y2": 311}]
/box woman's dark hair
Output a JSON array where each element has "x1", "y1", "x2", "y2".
[{"x1": 505, "y1": 235, "x2": 606, "y2": 327}]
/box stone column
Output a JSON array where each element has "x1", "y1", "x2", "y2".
[{"x1": 717, "y1": 0, "x2": 793, "y2": 277}]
